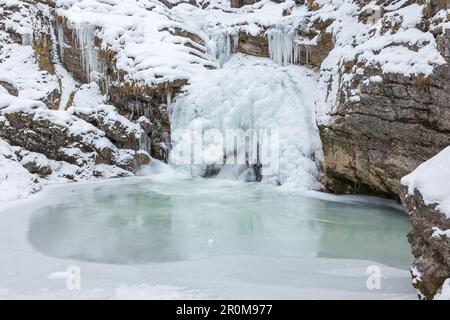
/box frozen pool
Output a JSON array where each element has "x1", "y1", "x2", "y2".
[{"x1": 28, "y1": 176, "x2": 412, "y2": 269}]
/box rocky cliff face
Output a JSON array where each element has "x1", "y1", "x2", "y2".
[
  {"x1": 401, "y1": 188, "x2": 450, "y2": 299},
  {"x1": 0, "y1": 104, "x2": 150, "y2": 174},
  {"x1": 318, "y1": 0, "x2": 450, "y2": 199},
  {"x1": 310, "y1": 0, "x2": 450, "y2": 297},
  {"x1": 320, "y1": 63, "x2": 450, "y2": 198},
  {"x1": 53, "y1": 13, "x2": 208, "y2": 162},
  {"x1": 400, "y1": 146, "x2": 450, "y2": 300},
  {"x1": 0, "y1": 0, "x2": 153, "y2": 191},
  {"x1": 2, "y1": 0, "x2": 450, "y2": 299}
]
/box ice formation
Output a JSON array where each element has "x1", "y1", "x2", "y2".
[
  {"x1": 55, "y1": 23, "x2": 65, "y2": 63},
  {"x1": 267, "y1": 27, "x2": 299, "y2": 66},
  {"x1": 169, "y1": 55, "x2": 323, "y2": 190},
  {"x1": 73, "y1": 23, "x2": 107, "y2": 83},
  {"x1": 212, "y1": 32, "x2": 239, "y2": 65}
]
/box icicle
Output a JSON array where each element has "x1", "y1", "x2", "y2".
[
  {"x1": 140, "y1": 133, "x2": 152, "y2": 155},
  {"x1": 298, "y1": 45, "x2": 302, "y2": 64},
  {"x1": 306, "y1": 45, "x2": 310, "y2": 65},
  {"x1": 214, "y1": 32, "x2": 239, "y2": 65},
  {"x1": 21, "y1": 33, "x2": 33, "y2": 46},
  {"x1": 73, "y1": 23, "x2": 106, "y2": 83},
  {"x1": 267, "y1": 27, "x2": 299, "y2": 66},
  {"x1": 166, "y1": 89, "x2": 172, "y2": 107},
  {"x1": 56, "y1": 23, "x2": 65, "y2": 62}
]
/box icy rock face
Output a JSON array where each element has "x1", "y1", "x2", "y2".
[
  {"x1": 226, "y1": 3, "x2": 336, "y2": 69},
  {"x1": 53, "y1": 2, "x2": 212, "y2": 161},
  {"x1": 317, "y1": 0, "x2": 450, "y2": 199},
  {"x1": 0, "y1": 1, "x2": 61, "y2": 109},
  {"x1": 0, "y1": 0, "x2": 152, "y2": 195},
  {"x1": 401, "y1": 146, "x2": 450, "y2": 300},
  {"x1": 236, "y1": 31, "x2": 269, "y2": 58}
]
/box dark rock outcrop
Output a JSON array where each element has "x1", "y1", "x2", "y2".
[
  {"x1": 69, "y1": 105, "x2": 150, "y2": 153},
  {"x1": 230, "y1": 0, "x2": 262, "y2": 8},
  {"x1": 401, "y1": 186, "x2": 450, "y2": 299},
  {"x1": 320, "y1": 64, "x2": 450, "y2": 199},
  {"x1": 237, "y1": 31, "x2": 270, "y2": 57},
  {"x1": 0, "y1": 80, "x2": 18, "y2": 97}
]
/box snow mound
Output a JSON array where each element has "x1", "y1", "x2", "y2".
[
  {"x1": 402, "y1": 146, "x2": 450, "y2": 217},
  {"x1": 0, "y1": 139, "x2": 41, "y2": 201}
]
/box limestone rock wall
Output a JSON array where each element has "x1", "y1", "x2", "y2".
[
  {"x1": 319, "y1": 0, "x2": 450, "y2": 199},
  {"x1": 53, "y1": 14, "x2": 209, "y2": 162},
  {"x1": 401, "y1": 187, "x2": 450, "y2": 299}
]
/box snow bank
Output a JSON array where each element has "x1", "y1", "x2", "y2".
[
  {"x1": 435, "y1": 279, "x2": 450, "y2": 300},
  {"x1": 402, "y1": 146, "x2": 450, "y2": 217},
  {"x1": 0, "y1": 43, "x2": 59, "y2": 102},
  {"x1": 0, "y1": 2, "x2": 60, "y2": 102},
  {"x1": 69, "y1": 84, "x2": 142, "y2": 136}
]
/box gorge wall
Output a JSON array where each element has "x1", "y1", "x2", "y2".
[
  {"x1": 1, "y1": 0, "x2": 450, "y2": 299},
  {"x1": 401, "y1": 147, "x2": 450, "y2": 300},
  {"x1": 319, "y1": 0, "x2": 450, "y2": 200}
]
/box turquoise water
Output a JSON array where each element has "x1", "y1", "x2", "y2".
[{"x1": 28, "y1": 178, "x2": 412, "y2": 268}]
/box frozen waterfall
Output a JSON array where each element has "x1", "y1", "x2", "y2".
[
  {"x1": 207, "y1": 32, "x2": 239, "y2": 66},
  {"x1": 169, "y1": 54, "x2": 323, "y2": 190},
  {"x1": 267, "y1": 27, "x2": 299, "y2": 66}
]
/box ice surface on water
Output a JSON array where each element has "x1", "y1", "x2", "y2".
[
  {"x1": 28, "y1": 173, "x2": 411, "y2": 268},
  {"x1": 169, "y1": 54, "x2": 323, "y2": 190}
]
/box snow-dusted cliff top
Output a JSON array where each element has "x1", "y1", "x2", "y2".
[{"x1": 52, "y1": 0, "x2": 447, "y2": 87}]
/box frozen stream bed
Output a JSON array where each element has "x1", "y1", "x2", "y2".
[{"x1": 0, "y1": 165, "x2": 416, "y2": 299}]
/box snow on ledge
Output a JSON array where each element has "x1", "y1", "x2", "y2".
[{"x1": 401, "y1": 146, "x2": 450, "y2": 218}]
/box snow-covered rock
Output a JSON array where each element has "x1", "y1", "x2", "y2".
[
  {"x1": 0, "y1": 90, "x2": 150, "y2": 195},
  {"x1": 401, "y1": 146, "x2": 450, "y2": 300},
  {"x1": 318, "y1": 0, "x2": 450, "y2": 198}
]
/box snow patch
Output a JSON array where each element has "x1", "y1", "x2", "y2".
[{"x1": 402, "y1": 146, "x2": 450, "y2": 218}]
